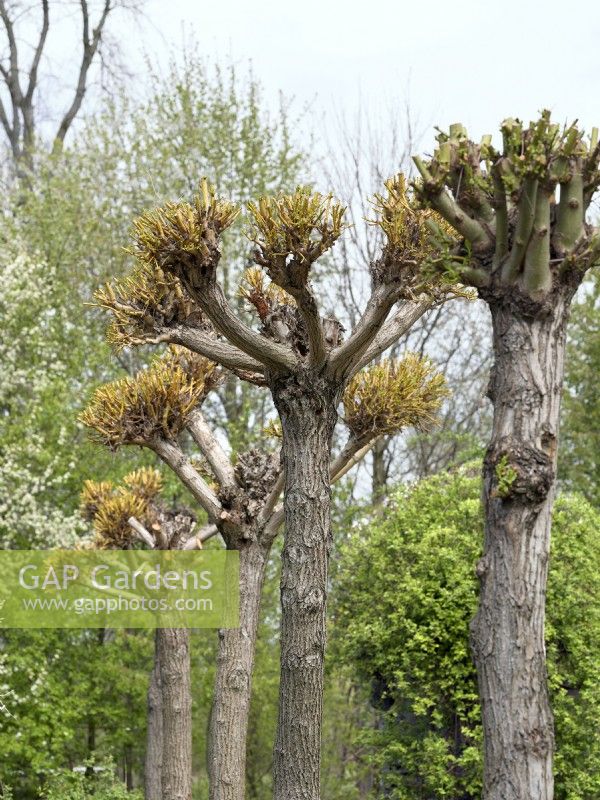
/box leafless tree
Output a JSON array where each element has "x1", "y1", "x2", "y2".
[{"x1": 0, "y1": 0, "x2": 143, "y2": 168}]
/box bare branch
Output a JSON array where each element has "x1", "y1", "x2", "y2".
[
  {"x1": 127, "y1": 515, "x2": 156, "y2": 548},
  {"x1": 0, "y1": 1, "x2": 22, "y2": 101},
  {"x1": 181, "y1": 523, "x2": 219, "y2": 549},
  {"x1": 348, "y1": 297, "x2": 433, "y2": 377},
  {"x1": 167, "y1": 325, "x2": 266, "y2": 377},
  {"x1": 262, "y1": 505, "x2": 284, "y2": 541},
  {"x1": 258, "y1": 470, "x2": 284, "y2": 527},
  {"x1": 186, "y1": 409, "x2": 237, "y2": 490},
  {"x1": 294, "y1": 285, "x2": 327, "y2": 365},
  {"x1": 327, "y1": 284, "x2": 397, "y2": 379},
  {"x1": 329, "y1": 439, "x2": 375, "y2": 483},
  {"x1": 24, "y1": 0, "x2": 49, "y2": 104},
  {"x1": 151, "y1": 438, "x2": 223, "y2": 523},
  {"x1": 195, "y1": 281, "x2": 297, "y2": 373},
  {"x1": 54, "y1": 0, "x2": 112, "y2": 146}
]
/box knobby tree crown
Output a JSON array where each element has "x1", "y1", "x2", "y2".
[
  {"x1": 81, "y1": 466, "x2": 196, "y2": 551},
  {"x1": 91, "y1": 176, "x2": 467, "y2": 395},
  {"x1": 412, "y1": 111, "x2": 600, "y2": 310},
  {"x1": 81, "y1": 172, "x2": 466, "y2": 546}
]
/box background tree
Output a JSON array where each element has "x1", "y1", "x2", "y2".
[
  {"x1": 0, "y1": 0, "x2": 143, "y2": 168},
  {"x1": 0, "y1": 247, "x2": 87, "y2": 548},
  {"x1": 334, "y1": 465, "x2": 600, "y2": 800},
  {"x1": 0, "y1": 626, "x2": 150, "y2": 796},
  {"x1": 413, "y1": 112, "x2": 600, "y2": 800},
  {"x1": 321, "y1": 102, "x2": 491, "y2": 498},
  {"x1": 0, "y1": 56, "x2": 304, "y2": 548}
]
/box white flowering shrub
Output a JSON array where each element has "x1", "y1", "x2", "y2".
[{"x1": 0, "y1": 250, "x2": 87, "y2": 548}]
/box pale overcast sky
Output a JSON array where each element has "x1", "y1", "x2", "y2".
[{"x1": 137, "y1": 0, "x2": 600, "y2": 148}]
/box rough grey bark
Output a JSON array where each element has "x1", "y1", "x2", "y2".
[
  {"x1": 208, "y1": 542, "x2": 269, "y2": 800},
  {"x1": 145, "y1": 630, "x2": 163, "y2": 800},
  {"x1": 157, "y1": 627, "x2": 193, "y2": 800},
  {"x1": 272, "y1": 373, "x2": 339, "y2": 800},
  {"x1": 471, "y1": 294, "x2": 571, "y2": 800}
]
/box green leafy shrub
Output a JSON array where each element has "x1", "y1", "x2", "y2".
[
  {"x1": 40, "y1": 760, "x2": 141, "y2": 799},
  {"x1": 334, "y1": 464, "x2": 600, "y2": 799}
]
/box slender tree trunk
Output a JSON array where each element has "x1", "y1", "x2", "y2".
[
  {"x1": 272, "y1": 374, "x2": 339, "y2": 800},
  {"x1": 157, "y1": 627, "x2": 193, "y2": 800},
  {"x1": 125, "y1": 743, "x2": 134, "y2": 790},
  {"x1": 145, "y1": 631, "x2": 163, "y2": 800},
  {"x1": 371, "y1": 435, "x2": 388, "y2": 504},
  {"x1": 471, "y1": 296, "x2": 570, "y2": 800},
  {"x1": 208, "y1": 541, "x2": 269, "y2": 800}
]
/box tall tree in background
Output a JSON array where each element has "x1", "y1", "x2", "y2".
[
  {"x1": 414, "y1": 112, "x2": 600, "y2": 800},
  {"x1": 84, "y1": 279, "x2": 447, "y2": 799},
  {"x1": 0, "y1": 0, "x2": 142, "y2": 168}
]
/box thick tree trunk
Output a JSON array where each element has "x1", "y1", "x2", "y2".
[
  {"x1": 145, "y1": 631, "x2": 163, "y2": 800},
  {"x1": 157, "y1": 627, "x2": 193, "y2": 800},
  {"x1": 471, "y1": 296, "x2": 570, "y2": 800},
  {"x1": 208, "y1": 541, "x2": 269, "y2": 800},
  {"x1": 272, "y1": 374, "x2": 339, "y2": 800}
]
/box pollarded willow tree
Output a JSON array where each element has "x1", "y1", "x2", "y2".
[
  {"x1": 87, "y1": 176, "x2": 459, "y2": 800},
  {"x1": 82, "y1": 331, "x2": 447, "y2": 800},
  {"x1": 80, "y1": 464, "x2": 198, "y2": 800},
  {"x1": 412, "y1": 111, "x2": 600, "y2": 800}
]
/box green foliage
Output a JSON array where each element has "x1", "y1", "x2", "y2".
[
  {"x1": 343, "y1": 356, "x2": 449, "y2": 441},
  {"x1": 0, "y1": 56, "x2": 305, "y2": 549},
  {"x1": 560, "y1": 275, "x2": 600, "y2": 507},
  {"x1": 0, "y1": 250, "x2": 91, "y2": 547},
  {"x1": 247, "y1": 187, "x2": 346, "y2": 286},
  {"x1": 334, "y1": 465, "x2": 600, "y2": 799},
  {"x1": 40, "y1": 759, "x2": 141, "y2": 800},
  {"x1": 494, "y1": 454, "x2": 518, "y2": 498},
  {"x1": 80, "y1": 348, "x2": 218, "y2": 449},
  {"x1": 0, "y1": 630, "x2": 151, "y2": 798}
]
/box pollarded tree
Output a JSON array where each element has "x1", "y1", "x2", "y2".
[
  {"x1": 80, "y1": 465, "x2": 197, "y2": 800},
  {"x1": 88, "y1": 175, "x2": 459, "y2": 800},
  {"x1": 412, "y1": 112, "x2": 600, "y2": 800},
  {"x1": 82, "y1": 334, "x2": 448, "y2": 800}
]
